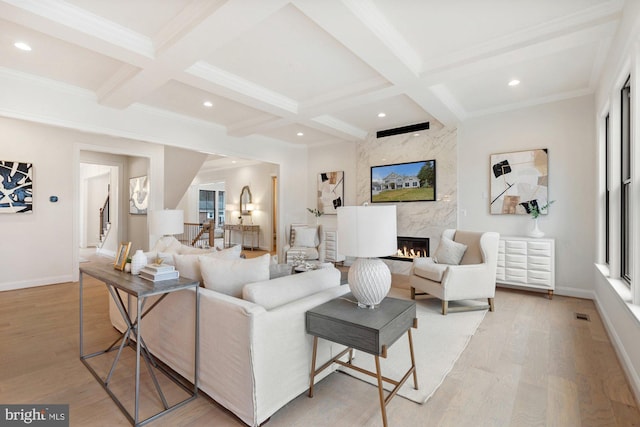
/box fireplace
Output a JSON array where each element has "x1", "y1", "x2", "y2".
[{"x1": 383, "y1": 236, "x2": 429, "y2": 262}]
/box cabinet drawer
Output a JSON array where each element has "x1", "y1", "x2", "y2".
[
  {"x1": 505, "y1": 268, "x2": 527, "y2": 283},
  {"x1": 505, "y1": 240, "x2": 527, "y2": 255},
  {"x1": 505, "y1": 254, "x2": 526, "y2": 269},
  {"x1": 528, "y1": 270, "x2": 551, "y2": 286},
  {"x1": 528, "y1": 255, "x2": 551, "y2": 271},
  {"x1": 325, "y1": 241, "x2": 337, "y2": 251},
  {"x1": 324, "y1": 234, "x2": 337, "y2": 242},
  {"x1": 528, "y1": 246, "x2": 551, "y2": 257},
  {"x1": 496, "y1": 267, "x2": 505, "y2": 280}
]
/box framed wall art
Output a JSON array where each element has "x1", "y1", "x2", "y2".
[
  {"x1": 490, "y1": 149, "x2": 548, "y2": 215},
  {"x1": 129, "y1": 175, "x2": 149, "y2": 215},
  {"x1": 0, "y1": 160, "x2": 33, "y2": 213},
  {"x1": 317, "y1": 171, "x2": 344, "y2": 215}
]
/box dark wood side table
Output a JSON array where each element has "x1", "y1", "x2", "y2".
[
  {"x1": 79, "y1": 262, "x2": 199, "y2": 426},
  {"x1": 306, "y1": 293, "x2": 418, "y2": 427}
]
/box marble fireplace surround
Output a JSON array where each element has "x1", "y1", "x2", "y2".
[{"x1": 356, "y1": 126, "x2": 457, "y2": 274}]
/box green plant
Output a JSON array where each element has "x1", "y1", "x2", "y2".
[
  {"x1": 528, "y1": 200, "x2": 555, "y2": 219},
  {"x1": 307, "y1": 208, "x2": 323, "y2": 217}
]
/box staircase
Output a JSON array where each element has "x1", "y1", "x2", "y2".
[{"x1": 98, "y1": 195, "x2": 110, "y2": 249}]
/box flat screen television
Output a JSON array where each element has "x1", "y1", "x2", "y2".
[{"x1": 371, "y1": 159, "x2": 436, "y2": 203}]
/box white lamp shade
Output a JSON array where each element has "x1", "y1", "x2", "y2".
[
  {"x1": 149, "y1": 209, "x2": 184, "y2": 236},
  {"x1": 337, "y1": 205, "x2": 397, "y2": 258}
]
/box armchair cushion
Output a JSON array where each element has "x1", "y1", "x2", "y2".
[
  {"x1": 293, "y1": 226, "x2": 319, "y2": 248},
  {"x1": 433, "y1": 236, "x2": 467, "y2": 265},
  {"x1": 413, "y1": 257, "x2": 448, "y2": 282},
  {"x1": 453, "y1": 230, "x2": 483, "y2": 265}
]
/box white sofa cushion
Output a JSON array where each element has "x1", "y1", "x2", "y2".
[
  {"x1": 151, "y1": 235, "x2": 183, "y2": 253},
  {"x1": 173, "y1": 245, "x2": 242, "y2": 282},
  {"x1": 178, "y1": 244, "x2": 216, "y2": 255},
  {"x1": 413, "y1": 257, "x2": 448, "y2": 282},
  {"x1": 243, "y1": 267, "x2": 340, "y2": 310},
  {"x1": 433, "y1": 236, "x2": 467, "y2": 265},
  {"x1": 200, "y1": 253, "x2": 271, "y2": 297}
]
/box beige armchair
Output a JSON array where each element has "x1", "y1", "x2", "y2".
[
  {"x1": 410, "y1": 229, "x2": 500, "y2": 315},
  {"x1": 283, "y1": 224, "x2": 325, "y2": 264}
]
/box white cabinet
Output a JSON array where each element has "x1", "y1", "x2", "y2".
[
  {"x1": 323, "y1": 228, "x2": 345, "y2": 264},
  {"x1": 496, "y1": 236, "x2": 555, "y2": 298}
]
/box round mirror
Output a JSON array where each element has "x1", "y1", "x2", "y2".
[{"x1": 240, "y1": 186, "x2": 252, "y2": 215}]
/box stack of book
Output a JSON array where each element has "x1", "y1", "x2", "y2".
[{"x1": 139, "y1": 264, "x2": 179, "y2": 282}]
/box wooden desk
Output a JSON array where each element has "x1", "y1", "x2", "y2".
[
  {"x1": 79, "y1": 262, "x2": 199, "y2": 426},
  {"x1": 306, "y1": 293, "x2": 418, "y2": 427},
  {"x1": 224, "y1": 224, "x2": 260, "y2": 250}
]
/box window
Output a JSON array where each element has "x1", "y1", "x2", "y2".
[
  {"x1": 605, "y1": 114, "x2": 610, "y2": 265},
  {"x1": 621, "y1": 77, "x2": 631, "y2": 284},
  {"x1": 199, "y1": 190, "x2": 215, "y2": 223}
]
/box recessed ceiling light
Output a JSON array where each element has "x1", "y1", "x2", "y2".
[
  {"x1": 231, "y1": 160, "x2": 237, "y2": 164},
  {"x1": 14, "y1": 42, "x2": 31, "y2": 51},
  {"x1": 203, "y1": 101, "x2": 213, "y2": 107},
  {"x1": 377, "y1": 112, "x2": 386, "y2": 118},
  {"x1": 297, "y1": 132, "x2": 304, "y2": 136},
  {"x1": 508, "y1": 79, "x2": 520, "y2": 86},
  {"x1": 413, "y1": 133, "x2": 420, "y2": 137}
]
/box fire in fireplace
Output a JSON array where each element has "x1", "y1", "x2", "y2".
[{"x1": 383, "y1": 236, "x2": 429, "y2": 262}]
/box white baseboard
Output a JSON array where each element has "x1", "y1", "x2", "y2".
[{"x1": 0, "y1": 275, "x2": 74, "y2": 292}]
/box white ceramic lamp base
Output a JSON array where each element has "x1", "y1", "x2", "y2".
[{"x1": 348, "y1": 257, "x2": 392, "y2": 309}]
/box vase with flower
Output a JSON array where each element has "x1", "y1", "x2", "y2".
[
  {"x1": 526, "y1": 200, "x2": 555, "y2": 238},
  {"x1": 307, "y1": 208, "x2": 323, "y2": 225}
]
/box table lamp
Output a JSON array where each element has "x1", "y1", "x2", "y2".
[
  {"x1": 149, "y1": 209, "x2": 184, "y2": 248},
  {"x1": 337, "y1": 204, "x2": 397, "y2": 308}
]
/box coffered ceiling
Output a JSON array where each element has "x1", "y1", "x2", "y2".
[{"x1": 0, "y1": 0, "x2": 624, "y2": 147}]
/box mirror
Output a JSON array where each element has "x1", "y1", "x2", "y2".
[{"x1": 240, "y1": 186, "x2": 252, "y2": 215}]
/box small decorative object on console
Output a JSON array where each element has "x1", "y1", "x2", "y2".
[
  {"x1": 139, "y1": 264, "x2": 180, "y2": 282},
  {"x1": 131, "y1": 249, "x2": 146, "y2": 275}
]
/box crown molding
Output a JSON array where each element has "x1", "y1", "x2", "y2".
[
  {"x1": 342, "y1": 0, "x2": 421, "y2": 76},
  {"x1": 312, "y1": 114, "x2": 368, "y2": 140},
  {"x1": 186, "y1": 61, "x2": 298, "y2": 114},
  {"x1": 2, "y1": 0, "x2": 154, "y2": 58}
]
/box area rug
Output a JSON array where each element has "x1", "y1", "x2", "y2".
[{"x1": 336, "y1": 288, "x2": 487, "y2": 404}]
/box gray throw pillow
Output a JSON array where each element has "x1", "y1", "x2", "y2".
[{"x1": 433, "y1": 237, "x2": 468, "y2": 265}]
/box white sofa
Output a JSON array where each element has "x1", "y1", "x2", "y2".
[{"x1": 109, "y1": 267, "x2": 349, "y2": 426}]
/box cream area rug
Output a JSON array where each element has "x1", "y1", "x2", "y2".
[{"x1": 336, "y1": 288, "x2": 487, "y2": 404}]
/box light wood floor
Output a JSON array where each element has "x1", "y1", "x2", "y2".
[{"x1": 1, "y1": 274, "x2": 638, "y2": 426}]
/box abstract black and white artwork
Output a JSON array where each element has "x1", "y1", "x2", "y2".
[
  {"x1": 490, "y1": 149, "x2": 548, "y2": 214},
  {"x1": 129, "y1": 175, "x2": 149, "y2": 215},
  {"x1": 317, "y1": 171, "x2": 344, "y2": 215},
  {"x1": 0, "y1": 161, "x2": 33, "y2": 213}
]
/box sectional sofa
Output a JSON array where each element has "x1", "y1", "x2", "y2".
[{"x1": 109, "y1": 265, "x2": 349, "y2": 426}]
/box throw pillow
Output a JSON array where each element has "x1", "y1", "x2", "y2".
[
  {"x1": 173, "y1": 245, "x2": 242, "y2": 282},
  {"x1": 200, "y1": 253, "x2": 271, "y2": 298},
  {"x1": 433, "y1": 237, "x2": 468, "y2": 265},
  {"x1": 293, "y1": 227, "x2": 318, "y2": 248}
]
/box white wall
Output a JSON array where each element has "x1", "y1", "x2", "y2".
[
  {"x1": 0, "y1": 118, "x2": 76, "y2": 290},
  {"x1": 458, "y1": 95, "x2": 596, "y2": 298},
  {"x1": 592, "y1": 0, "x2": 640, "y2": 404}
]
